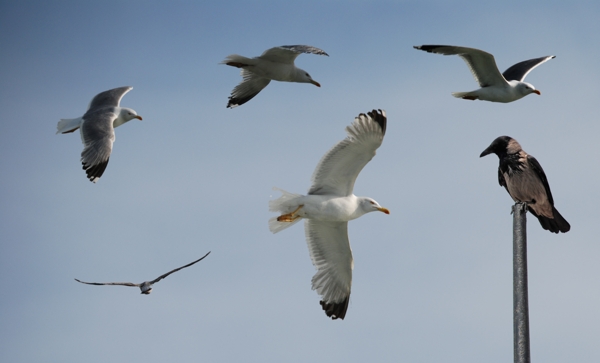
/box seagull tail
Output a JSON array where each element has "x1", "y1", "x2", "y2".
[
  {"x1": 451, "y1": 91, "x2": 478, "y2": 100},
  {"x1": 220, "y1": 54, "x2": 255, "y2": 68},
  {"x1": 268, "y1": 187, "x2": 303, "y2": 234},
  {"x1": 56, "y1": 117, "x2": 83, "y2": 134}
]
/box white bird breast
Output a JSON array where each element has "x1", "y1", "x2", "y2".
[{"x1": 299, "y1": 195, "x2": 362, "y2": 222}]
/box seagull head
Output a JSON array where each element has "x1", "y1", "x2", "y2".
[
  {"x1": 123, "y1": 107, "x2": 143, "y2": 121},
  {"x1": 360, "y1": 198, "x2": 390, "y2": 215},
  {"x1": 516, "y1": 81, "x2": 541, "y2": 96},
  {"x1": 113, "y1": 107, "x2": 142, "y2": 128},
  {"x1": 296, "y1": 68, "x2": 321, "y2": 87}
]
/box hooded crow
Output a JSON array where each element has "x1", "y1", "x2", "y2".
[{"x1": 480, "y1": 136, "x2": 570, "y2": 233}]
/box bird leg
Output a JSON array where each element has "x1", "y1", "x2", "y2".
[{"x1": 277, "y1": 205, "x2": 304, "y2": 222}]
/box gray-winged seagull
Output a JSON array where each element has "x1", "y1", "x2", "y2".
[
  {"x1": 75, "y1": 252, "x2": 210, "y2": 294},
  {"x1": 414, "y1": 45, "x2": 555, "y2": 103},
  {"x1": 221, "y1": 45, "x2": 328, "y2": 108},
  {"x1": 269, "y1": 110, "x2": 389, "y2": 320},
  {"x1": 57, "y1": 86, "x2": 142, "y2": 182}
]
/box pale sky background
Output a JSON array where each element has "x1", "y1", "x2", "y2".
[{"x1": 1, "y1": 1, "x2": 599, "y2": 362}]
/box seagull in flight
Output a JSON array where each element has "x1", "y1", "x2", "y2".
[
  {"x1": 414, "y1": 45, "x2": 555, "y2": 103},
  {"x1": 221, "y1": 45, "x2": 328, "y2": 108},
  {"x1": 75, "y1": 252, "x2": 211, "y2": 294},
  {"x1": 57, "y1": 86, "x2": 142, "y2": 182},
  {"x1": 269, "y1": 110, "x2": 389, "y2": 320}
]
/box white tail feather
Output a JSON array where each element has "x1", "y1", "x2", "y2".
[
  {"x1": 220, "y1": 54, "x2": 255, "y2": 66},
  {"x1": 451, "y1": 91, "x2": 475, "y2": 99},
  {"x1": 269, "y1": 187, "x2": 303, "y2": 234},
  {"x1": 56, "y1": 117, "x2": 83, "y2": 134}
]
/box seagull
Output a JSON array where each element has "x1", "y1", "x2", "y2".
[
  {"x1": 74, "y1": 252, "x2": 211, "y2": 294},
  {"x1": 269, "y1": 110, "x2": 389, "y2": 320},
  {"x1": 221, "y1": 45, "x2": 328, "y2": 108},
  {"x1": 414, "y1": 45, "x2": 555, "y2": 103},
  {"x1": 480, "y1": 136, "x2": 570, "y2": 233},
  {"x1": 57, "y1": 86, "x2": 142, "y2": 183}
]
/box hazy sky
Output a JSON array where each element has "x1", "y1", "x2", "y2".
[{"x1": 1, "y1": 1, "x2": 599, "y2": 362}]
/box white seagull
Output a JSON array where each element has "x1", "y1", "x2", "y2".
[
  {"x1": 74, "y1": 252, "x2": 211, "y2": 294},
  {"x1": 221, "y1": 45, "x2": 328, "y2": 108},
  {"x1": 269, "y1": 110, "x2": 389, "y2": 320},
  {"x1": 414, "y1": 45, "x2": 555, "y2": 103},
  {"x1": 57, "y1": 86, "x2": 142, "y2": 183}
]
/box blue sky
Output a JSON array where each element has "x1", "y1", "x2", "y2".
[{"x1": 1, "y1": 1, "x2": 599, "y2": 362}]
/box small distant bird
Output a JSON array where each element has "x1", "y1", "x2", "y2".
[
  {"x1": 57, "y1": 86, "x2": 142, "y2": 183},
  {"x1": 480, "y1": 136, "x2": 570, "y2": 233},
  {"x1": 414, "y1": 45, "x2": 555, "y2": 103},
  {"x1": 269, "y1": 110, "x2": 390, "y2": 320},
  {"x1": 75, "y1": 252, "x2": 211, "y2": 294},
  {"x1": 221, "y1": 45, "x2": 328, "y2": 108}
]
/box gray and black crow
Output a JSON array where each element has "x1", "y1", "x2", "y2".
[{"x1": 480, "y1": 136, "x2": 570, "y2": 233}]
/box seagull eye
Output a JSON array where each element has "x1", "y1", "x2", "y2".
[{"x1": 369, "y1": 201, "x2": 375, "y2": 205}]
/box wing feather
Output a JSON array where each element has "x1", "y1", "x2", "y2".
[
  {"x1": 227, "y1": 69, "x2": 271, "y2": 108},
  {"x1": 526, "y1": 155, "x2": 554, "y2": 206},
  {"x1": 74, "y1": 279, "x2": 139, "y2": 287},
  {"x1": 150, "y1": 252, "x2": 211, "y2": 284},
  {"x1": 259, "y1": 45, "x2": 328, "y2": 63},
  {"x1": 305, "y1": 220, "x2": 352, "y2": 319},
  {"x1": 87, "y1": 86, "x2": 133, "y2": 111},
  {"x1": 308, "y1": 110, "x2": 386, "y2": 196},
  {"x1": 502, "y1": 56, "x2": 555, "y2": 82},
  {"x1": 80, "y1": 109, "x2": 116, "y2": 182},
  {"x1": 414, "y1": 45, "x2": 507, "y2": 87}
]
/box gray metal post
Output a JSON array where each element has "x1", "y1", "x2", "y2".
[{"x1": 513, "y1": 202, "x2": 530, "y2": 363}]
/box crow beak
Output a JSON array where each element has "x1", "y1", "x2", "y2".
[
  {"x1": 480, "y1": 146, "x2": 494, "y2": 158},
  {"x1": 377, "y1": 207, "x2": 390, "y2": 215},
  {"x1": 310, "y1": 80, "x2": 321, "y2": 87},
  {"x1": 532, "y1": 90, "x2": 541, "y2": 95}
]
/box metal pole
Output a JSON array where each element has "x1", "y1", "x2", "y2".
[{"x1": 513, "y1": 202, "x2": 531, "y2": 363}]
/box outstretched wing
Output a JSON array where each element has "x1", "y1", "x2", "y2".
[
  {"x1": 87, "y1": 86, "x2": 133, "y2": 111},
  {"x1": 414, "y1": 45, "x2": 507, "y2": 87},
  {"x1": 74, "y1": 278, "x2": 139, "y2": 287},
  {"x1": 259, "y1": 45, "x2": 329, "y2": 64},
  {"x1": 305, "y1": 220, "x2": 352, "y2": 320},
  {"x1": 308, "y1": 109, "x2": 386, "y2": 197},
  {"x1": 227, "y1": 69, "x2": 271, "y2": 108},
  {"x1": 502, "y1": 55, "x2": 555, "y2": 82},
  {"x1": 150, "y1": 251, "x2": 211, "y2": 284},
  {"x1": 80, "y1": 109, "x2": 117, "y2": 183}
]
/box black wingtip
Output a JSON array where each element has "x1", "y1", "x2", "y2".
[
  {"x1": 227, "y1": 94, "x2": 259, "y2": 109},
  {"x1": 367, "y1": 109, "x2": 387, "y2": 135},
  {"x1": 413, "y1": 45, "x2": 444, "y2": 53},
  {"x1": 82, "y1": 158, "x2": 109, "y2": 183},
  {"x1": 320, "y1": 297, "x2": 349, "y2": 320}
]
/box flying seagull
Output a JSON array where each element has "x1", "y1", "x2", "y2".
[
  {"x1": 75, "y1": 252, "x2": 211, "y2": 294},
  {"x1": 221, "y1": 45, "x2": 328, "y2": 108},
  {"x1": 269, "y1": 110, "x2": 390, "y2": 320},
  {"x1": 480, "y1": 136, "x2": 570, "y2": 233},
  {"x1": 57, "y1": 86, "x2": 142, "y2": 183},
  {"x1": 414, "y1": 45, "x2": 555, "y2": 103}
]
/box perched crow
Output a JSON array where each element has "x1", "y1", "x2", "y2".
[{"x1": 480, "y1": 136, "x2": 570, "y2": 233}]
